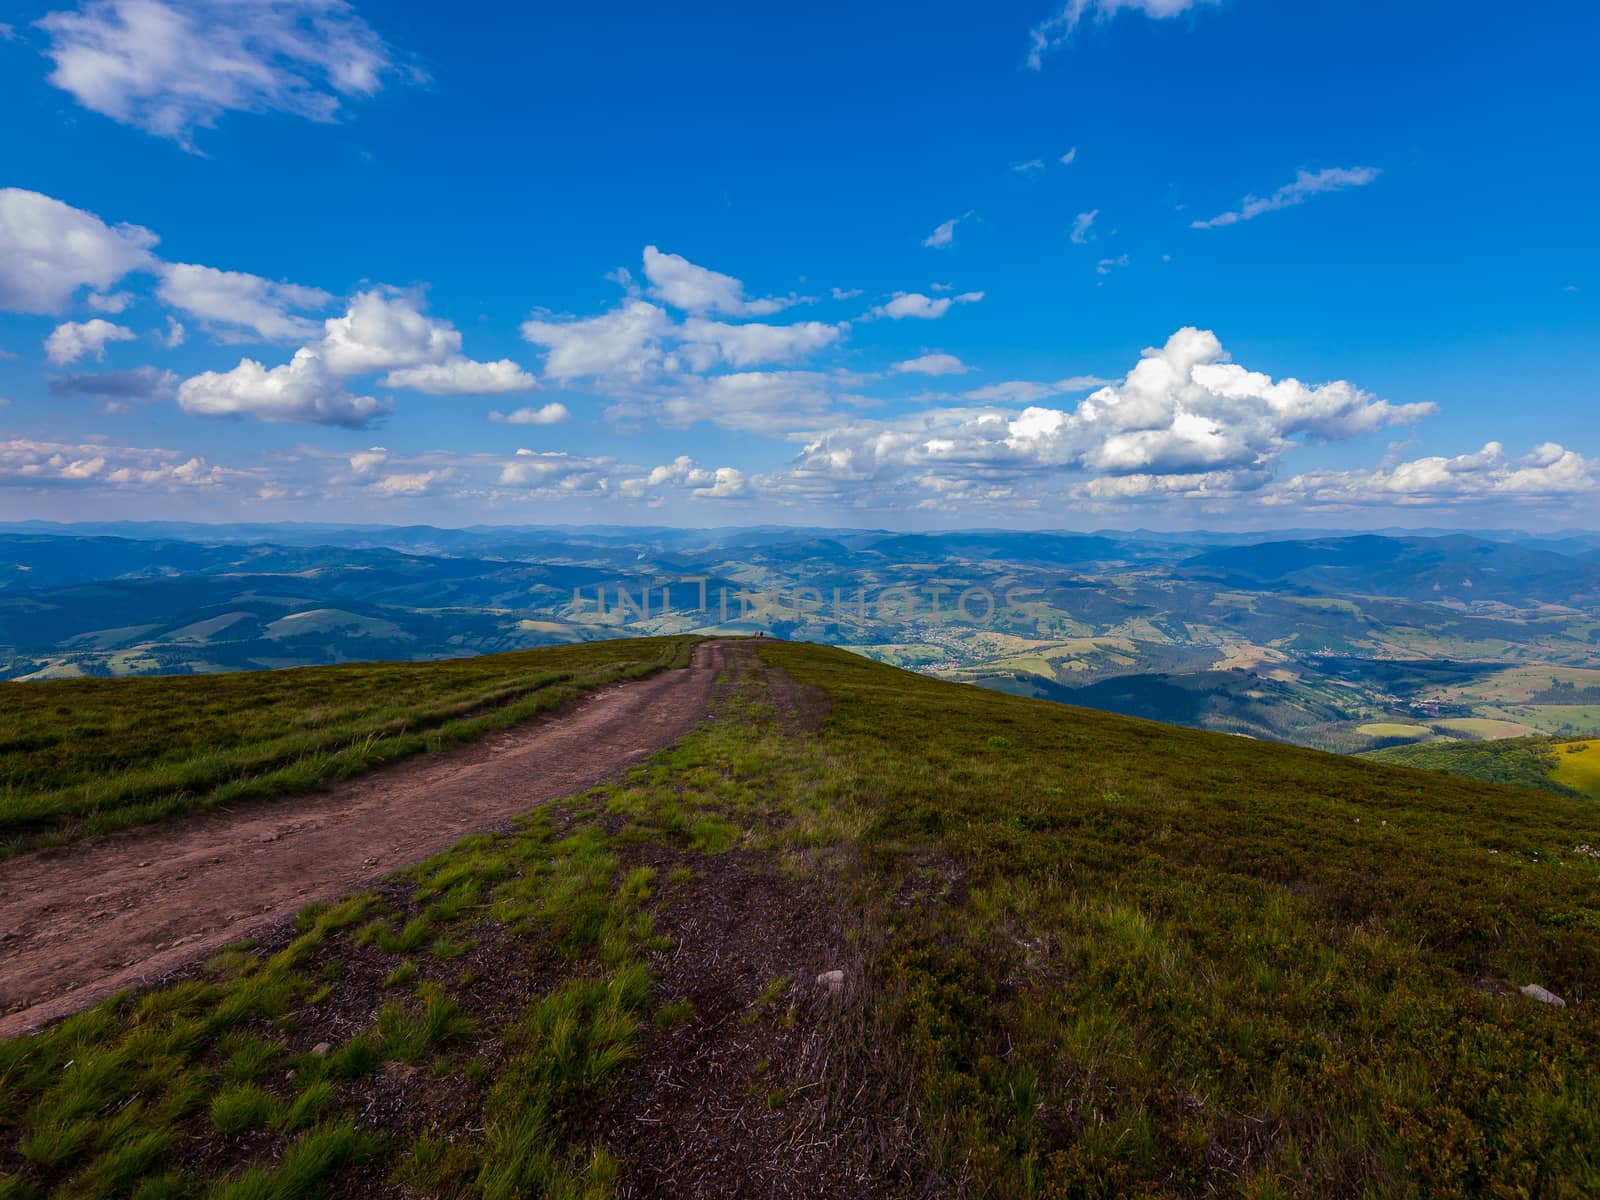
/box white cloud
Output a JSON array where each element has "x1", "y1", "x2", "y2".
[
  {"x1": 770, "y1": 328, "x2": 1434, "y2": 502},
  {"x1": 830, "y1": 286, "x2": 863, "y2": 301},
  {"x1": 371, "y1": 469, "x2": 451, "y2": 496},
  {"x1": 1011, "y1": 159, "x2": 1045, "y2": 174},
  {"x1": 157, "y1": 262, "x2": 331, "y2": 343},
  {"x1": 497, "y1": 449, "x2": 611, "y2": 495},
  {"x1": 873, "y1": 291, "x2": 984, "y2": 320},
  {"x1": 1192, "y1": 166, "x2": 1381, "y2": 230},
  {"x1": 620, "y1": 456, "x2": 749, "y2": 501},
  {"x1": 641, "y1": 245, "x2": 794, "y2": 317},
  {"x1": 177, "y1": 347, "x2": 387, "y2": 426},
  {"x1": 678, "y1": 317, "x2": 844, "y2": 368},
  {"x1": 521, "y1": 299, "x2": 672, "y2": 381},
  {"x1": 348, "y1": 446, "x2": 388, "y2": 474},
  {"x1": 383, "y1": 357, "x2": 537, "y2": 395},
  {"x1": 1097, "y1": 253, "x2": 1129, "y2": 276},
  {"x1": 86, "y1": 290, "x2": 133, "y2": 313},
  {"x1": 0, "y1": 188, "x2": 157, "y2": 313},
  {"x1": 924, "y1": 218, "x2": 959, "y2": 249},
  {"x1": 0, "y1": 437, "x2": 235, "y2": 489},
  {"x1": 317, "y1": 288, "x2": 460, "y2": 373},
  {"x1": 489, "y1": 403, "x2": 570, "y2": 425},
  {"x1": 44, "y1": 318, "x2": 136, "y2": 364},
  {"x1": 36, "y1": 0, "x2": 411, "y2": 149},
  {"x1": 893, "y1": 353, "x2": 971, "y2": 376},
  {"x1": 1275, "y1": 442, "x2": 1594, "y2": 506},
  {"x1": 161, "y1": 315, "x2": 186, "y2": 347},
  {"x1": 1028, "y1": 0, "x2": 1220, "y2": 69},
  {"x1": 1060, "y1": 147, "x2": 1078, "y2": 165},
  {"x1": 1071, "y1": 210, "x2": 1098, "y2": 244}
]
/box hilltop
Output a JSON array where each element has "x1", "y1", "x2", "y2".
[{"x1": 1, "y1": 638, "x2": 1596, "y2": 1197}]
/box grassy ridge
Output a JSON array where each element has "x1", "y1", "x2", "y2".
[
  {"x1": 761, "y1": 644, "x2": 1600, "y2": 1196},
  {"x1": 2, "y1": 640, "x2": 1598, "y2": 1195},
  {"x1": 0, "y1": 637, "x2": 698, "y2": 853}
]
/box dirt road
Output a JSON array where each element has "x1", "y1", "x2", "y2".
[{"x1": 0, "y1": 641, "x2": 734, "y2": 1037}]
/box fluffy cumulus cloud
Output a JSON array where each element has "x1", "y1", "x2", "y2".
[
  {"x1": 0, "y1": 188, "x2": 158, "y2": 313},
  {"x1": 489, "y1": 403, "x2": 569, "y2": 425},
  {"x1": 893, "y1": 353, "x2": 971, "y2": 376},
  {"x1": 157, "y1": 263, "x2": 332, "y2": 342},
  {"x1": 496, "y1": 449, "x2": 611, "y2": 496},
  {"x1": 620, "y1": 456, "x2": 749, "y2": 502},
  {"x1": 0, "y1": 436, "x2": 236, "y2": 489},
  {"x1": 43, "y1": 318, "x2": 136, "y2": 364},
  {"x1": 677, "y1": 317, "x2": 844, "y2": 369},
  {"x1": 318, "y1": 289, "x2": 461, "y2": 373},
  {"x1": 370, "y1": 468, "x2": 452, "y2": 496},
  {"x1": 1027, "y1": 0, "x2": 1220, "y2": 69},
  {"x1": 1192, "y1": 167, "x2": 1381, "y2": 230},
  {"x1": 36, "y1": 0, "x2": 413, "y2": 149},
  {"x1": 177, "y1": 347, "x2": 387, "y2": 426},
  {"x1": 521, "y1": 300, "x2": 672, "y2": 382},
  {"x1": 382, "y1": 358, "x2": 535, "y2": 395},
  {"x1": 768, "y1": 327, "x2": 1436, "y2": 505},
  {"x1": 172, "y1": 290, "x2": 536, "y2": 423},
  {"x1": 1274, "y1": 442, "x2": 1594, "y2": 507},
  {"x1": 641, "y1": 246, "x2": 795, "y2": 317},
  {"x1": 1070, "y1": 210, "x2": 1098, "y2": 244},
  {"x1": 518, "y1": 254, "x2": 861, "y2": 433},
  {"x1": 872, "y1": 291, "x2": 984, "y2": 320}
]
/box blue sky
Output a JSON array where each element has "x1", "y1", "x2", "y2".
[{"x1": 0, "y1": 0, "x2": 1595, "y2": 529}]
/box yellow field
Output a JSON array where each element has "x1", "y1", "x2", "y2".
[
  {"x1": 1552, "y1": 740, "x2": 1600, "y2": 800},
  {"x1": 1432, "y1": 717, "x2": 1537, "y2": 740},
  {"x1": 1356, "y1": 722, "x2": 1434, "y2": 740}
]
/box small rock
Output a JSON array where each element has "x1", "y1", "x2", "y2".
[
  {"x1": 816, "y1": 969, "x2": 845, "y2": 995},
  {"x1": 311, "y1": 1042, "x2": 333, "y2": 1056},
  {"x1": 1521, "y1": 984, "x2": 1567, "y2": 1008}
]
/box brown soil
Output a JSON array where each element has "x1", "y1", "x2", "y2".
[
  {"x1": 0, "y1": 641, "x2": 735, "y2": 1037},
  {"x1": 602, "y1": 847, "x2": 923, "y2": 1198}
]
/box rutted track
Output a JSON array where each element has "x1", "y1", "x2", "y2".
[{"x1": 0, "y1": 641, "x2": 735, "y2": 1037}]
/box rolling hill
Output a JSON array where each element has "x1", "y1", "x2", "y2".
[
  {"x1": 4, "y1": 524, "x2": 1600, "y2": 755},
  {"x1": 1, "y1": 639, "x2": 1596, "y2": 1196}
]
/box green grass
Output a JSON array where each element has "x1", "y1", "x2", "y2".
[
  {"x1": 755, "y1": 642, "x2": 1600, "y2": 1196},
  {"x1": 3, "y1": 637, "x2": 1598, "y2": 1197},
  {"x1": 1363, "y1": 734, "x2": 1585, "y2": 798},
  {"x1": 0, "y1": 635, "x2": 698, "y2": 851}
]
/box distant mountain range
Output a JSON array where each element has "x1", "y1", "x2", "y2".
[{"x1": 4, "y1": 522, "x2": 1599, "y2": 754}]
